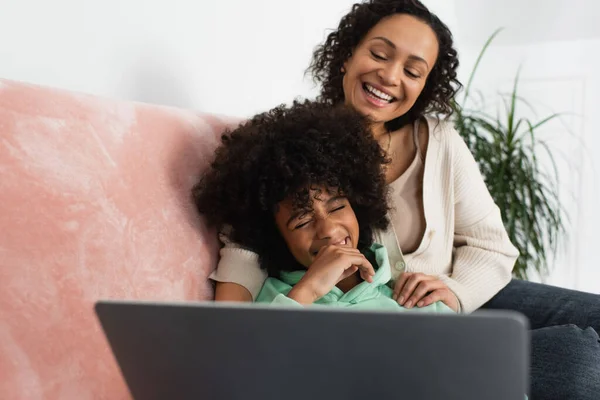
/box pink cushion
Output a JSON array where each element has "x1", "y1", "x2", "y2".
[{"x1": 0, "y1": 79, "x2": 239, "y2": 399}]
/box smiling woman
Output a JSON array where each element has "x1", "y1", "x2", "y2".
[
  {"x1": 341, "y1": 15, "x2": 438, "y2": 131},
  {"x1": 308, "y1": 0, "x2": 459, "y2": 134},
  {"x1": 199, "y1": 0, "x2": 600, "y2": 398}
]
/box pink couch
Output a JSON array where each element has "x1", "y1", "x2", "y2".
[{"x1": 0, "y1": 79, "x2": 239, "y2": 399}]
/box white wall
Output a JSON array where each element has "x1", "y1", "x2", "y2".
[
  {"x1": 450, "y1": 0, "x2": 600, "y2": 293},
  {"x1": 0, "y1": 0, "x2": 358, "y2": 117},
  {"x1": 1, "y1": 0, "x2": 597, "y2": 292}
]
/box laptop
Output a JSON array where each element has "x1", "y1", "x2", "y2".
[{"x1": 95, "y1": 300, "x2": 529, "y2": 400}]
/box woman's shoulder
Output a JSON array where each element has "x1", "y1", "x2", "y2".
[
  {"x1": 423, "y1": 115, "x2": 458, "y2": 139},
  {"x1": 422, "y1": 115, "x2": 466, "y2": 155}
]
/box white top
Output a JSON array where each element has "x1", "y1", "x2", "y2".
[
  {"x1": 389, "y1": 119, "x2": 426, "y2": 254},
  {"x1": 209, "y1": 116, "x2": 519, "y2": 313}
]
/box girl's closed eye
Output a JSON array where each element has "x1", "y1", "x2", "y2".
[
  {"x1": 293, "y1": 206, "x2": 345, "y2": 229},
  {"x1": 294, "y1": 219, "x2": 313, "y2": 230}
]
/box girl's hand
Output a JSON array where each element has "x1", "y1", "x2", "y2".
[
  {"x1": 288, "y1": 245, "x2": 374, "y2": 304},
  {"x1": 393, "y1": 272, "x2": 459, "y2": 312}
]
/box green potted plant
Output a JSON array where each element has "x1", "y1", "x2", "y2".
[{"x1": 453, "y1": 29, "x2": 567, "y2": 280}]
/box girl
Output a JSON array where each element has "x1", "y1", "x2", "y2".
[{"x1": 194, "y1": 101, "x2": 452, "y2": 312}]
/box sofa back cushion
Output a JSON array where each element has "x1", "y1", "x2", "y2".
[{"x1": 0, "y1": 79, "x2": 238, "y2": 399}]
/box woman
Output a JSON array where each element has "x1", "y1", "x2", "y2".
[{"x1": 207, "y1": 0, "x2": 600, "y2": 398}]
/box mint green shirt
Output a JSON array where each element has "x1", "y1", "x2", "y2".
[{"x1": 256, "y1": 243, "x2": 453, "y2": 313}]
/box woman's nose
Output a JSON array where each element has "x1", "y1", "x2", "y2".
[{"x1": 377, "y1": 62, "x2": 402, "y2": 87}]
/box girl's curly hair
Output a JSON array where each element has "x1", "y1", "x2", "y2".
[
  {"x1": 193, "y1": 101, "x2": 390, "y2": 277},
  {"x1": 307, "y1": 0, "x2": 462, "y2": 131}
]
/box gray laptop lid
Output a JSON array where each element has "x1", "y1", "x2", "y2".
[{"x1": 95, "y1": 301, "x2": 529, "y2": 400}]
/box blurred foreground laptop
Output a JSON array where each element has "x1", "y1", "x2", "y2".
[{"x1": 95, "y1": 301, "x2": 528, "y2": 400}]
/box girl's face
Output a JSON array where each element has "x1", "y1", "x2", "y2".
[
  {"x1": 342, "y1": 14, "x2": 439, "y2": 130},
  {"x1": 273, "y1": 187, "x2": 359, "y2": 268}
]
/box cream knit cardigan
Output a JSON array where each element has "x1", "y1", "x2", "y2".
[{"x1": 209, "y1": 117, "x2": 519, "y2": 313}]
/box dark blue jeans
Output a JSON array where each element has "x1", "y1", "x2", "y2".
[{"x1": 482, "y1": 279, "x2": 600, "y2": 399}]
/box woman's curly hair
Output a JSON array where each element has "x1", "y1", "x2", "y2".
[
  {"x1": 307, "y1": 0, "x2": 461, "y2": 131},
  {"x1": 193, "y1": 100, "x2": 390, "y2": 277}
]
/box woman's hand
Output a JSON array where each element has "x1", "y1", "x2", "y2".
[
  {"x1": 393, "y1": 272, "x2": 460, "y2": 312},
  {"x1": 288, "y1": 245, "x2": 375, "y2": 305}
]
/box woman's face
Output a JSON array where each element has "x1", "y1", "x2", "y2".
[{"x1": 342, "y1": 13, "x2": 439, "y2": 128}]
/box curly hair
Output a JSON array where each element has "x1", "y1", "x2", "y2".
[
  {"x1": 193, "y1": 101, "x2": 390, "y2": 277},
  {"x1": 307, "y1": 0, "x2": 461, "y2": 131}
]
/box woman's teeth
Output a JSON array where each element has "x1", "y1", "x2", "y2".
[{"x1": 364, "y1": 83, "x2": 394, "y2": 102}]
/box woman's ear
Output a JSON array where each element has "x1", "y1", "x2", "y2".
[{"x1": 341, "y1": 52, "x2": 353, "y2": 74}]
